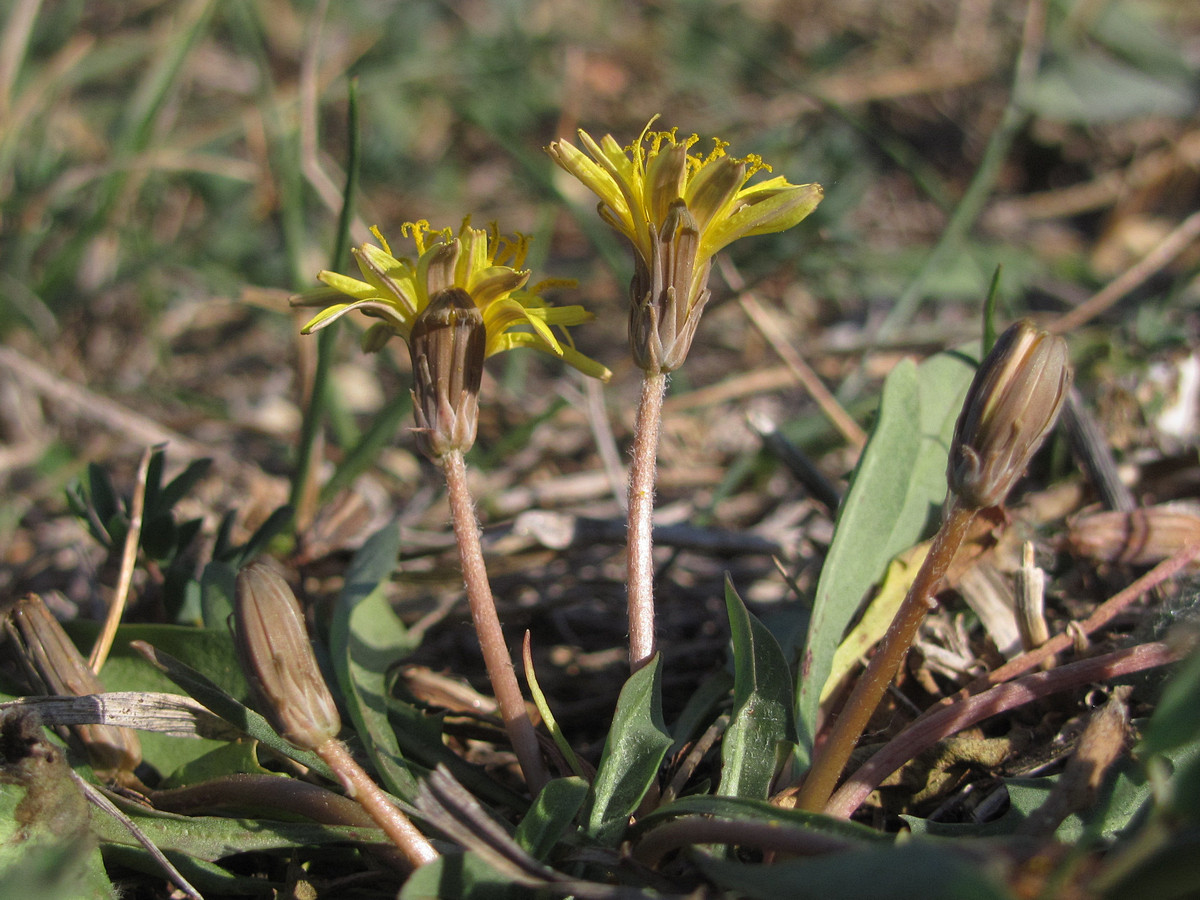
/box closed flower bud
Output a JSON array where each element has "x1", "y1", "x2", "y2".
[
  {"x1": 4, "y1": 593, "x2": 143, "y2": 782},
  {"x1": 409, "y1": 287, "x2": 486, "y2": 460},
  {"x1": 234, "y1": 562, "x2": 340, "y2": 752},
  {"x1": 1067, "y1": 505, "x2": 1200, "y2": 568},
  {"x1": 948, "y1": 320, "x2": 1071, "y2": 510}
]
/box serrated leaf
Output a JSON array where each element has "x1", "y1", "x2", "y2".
[
  {"x1": 796, "y1": 349, "x2": 975, "y2": 761},
  {"x1": 586, "y1": 655, "x2": 672, "y2": 845},
  {"x1": 330, "y1": 520, "x2": 420, "y2": 800},
  {"x1": 719, "y1": 577, "x2": 795, "y2": 800}
]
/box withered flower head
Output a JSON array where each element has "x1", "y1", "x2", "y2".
[
  {"x1": 409, "y1": 287, "x2": 486, "y2": 460},
  {"x1": 5, "y1": 593, "x2": 142, "y2": 783},
  {"x1": 948, "y1": 319, "x2": 1071, "y2": 510},
  {"x1": 547, "y1": 120, "x2": 822, "y2": 372},
  {"x1": 234, "y1": 562, "x2": 340, "y2": 752}
]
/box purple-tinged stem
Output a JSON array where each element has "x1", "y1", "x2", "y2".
[{"x1": 826, "y1": 641, "x2": 1182, "y2": 818}]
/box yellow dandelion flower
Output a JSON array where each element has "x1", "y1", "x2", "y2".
[
  {"x1": 547, "y1": 119, "x2": 822, "y2": 372},
  {"x1": 294, "y1": 219, "x2": 611, "y2": 383}
]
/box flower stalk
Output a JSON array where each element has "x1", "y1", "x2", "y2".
[
  {"x1": 297, "y1": 220, "x2": 609, "y2": 794},
  {"x1": 792, "y1": 319, "x2": 1070, "y2": 813},
  {"x1": 442, "y1": 449, "x2": 551, "y2": 792},
  {"x1": 627, "y1": 370, "x2": 667, "y2": 670},
  {"x1": 548, "y1": 121, "x2": 822, "y2": 671}
]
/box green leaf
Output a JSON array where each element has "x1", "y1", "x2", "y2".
[
  {"x1": 0, "y1": 834, "x2": 112, "y2": 900},
  {"x1": 128, "y1": 639, "x2": 335, "y2": 783},
  {"x1": 719, "y1": 577, "x2": 795, "y2": 800},
  {"x1": 586, "y1": 654, "x2": 672, "y2": 845},
  {"x1": 157, "y1": 740, "x2": 272, "y2": 789},
  {"x1": 514, "y1": 777, "x2": 588, "y2": 861},
  {"x1": 158, "y1": 457, "x2": 212, "y2": 512},
  {"x1": 1138, "y1": 650, "x2": 1200, "y2": 758},
  {"x1": 399, "y1": 851, "x2": 519, "y2": 900},
  {"x1": 66, "y1": 623, "x2": 245, "y2": 778},
  {"x1": 199, "y1": 561, "x2": 236, "y2": 631},
  {"x1": 634, "y1": 793, "x2": 885, "y2": 845},
  {"x1": 330, "y1": 520, "x2": 420, "y2": 800},
  {"x1": 1027, "y1": 53, "x2": 1195, "y2": 123},
  {"x1": 91, "y1": 803, "x2": 389, "y2": 863},
  {"x1": 384, "y1": 699, "x2": 527, "y2": 812},
  {"x1": 88, "y1": 463, "x2": 120, "y2": 534},
  {"x1": 796, "y1": 349, "x2": 975, "y2": 761},
  {"x1": 696, "y1": 841, "x2": 1012, "y2": 900}
]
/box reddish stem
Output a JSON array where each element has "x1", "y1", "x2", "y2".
[
  {"x1": 826, "y1": 641, "x2": 1182, "y2": 818},
  {"x1": 317, "y1": 740, "x2": 438, "y2": 868},
  {"x1": 627, "y1": 370, "x2": 667, "y2": 672},
  {"x1": 794, "y1": 502, "x2": 976, "y2": 812},
  {"x1": 442, "y1": 449, "x2": 550, "y2": 793}
]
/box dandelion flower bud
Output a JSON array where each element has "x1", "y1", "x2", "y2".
[
  {"x1": 234, "y1": 562, "x2": 340, "y2": 752},
  {"x1": 5, "y1": 593, "x2": 142, "y2": 782},
  {"x1": 409, "y1": 287, "x2": 486, "y2": 460},
  {"x1": 948, "y1": 320, "x2": 1071, "y2": 510}
]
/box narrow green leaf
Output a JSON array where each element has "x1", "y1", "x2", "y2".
[
  {"x1": 234, "y1": 504, "x2": 292, "y2": 566},
  {"x1": 129, "y1": 640, "x2": 335, "y2": 783},
  {"x1": 634, "y1": 793, "x2": 885, "y2": 845},
  {"x1": 515, "y1": 777, "x2": 588, "y2": 861},
  {"x1": 384, "y1": 699, "x2": 528, "y2": 812},
  {"x1": 91, "y1": 804, "x2": 389, "y2": 863},
  {"x1": 697, "y1": 841, "x2": 1011, "y2": 900},
  {"x1": 719, "y1": 577, "x2": 795, "y2": 800},
  {"x1": 330, "y1": 520, "x2": 420, "y2": 800},
  {"x1": 586, "y1": 655, "x2": 672, "y2": 845},
  {"x1": 523, "y1": 636, "x2": 588, "y2": 780}
]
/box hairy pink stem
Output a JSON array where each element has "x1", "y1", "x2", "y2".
[
  {"x1": 442, "y1": 449, "x2": 550, "y2": 794},
  {"x1": 628, "y1": 371, "x2": 667, "y2": 671}
]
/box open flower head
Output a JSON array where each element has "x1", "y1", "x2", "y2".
[
  {"x1": 547, "y1": 120, "x2": 822, "y2": 371},
  {"x1": 294, "y1": 219, "x2": 611, "y2": 382}
]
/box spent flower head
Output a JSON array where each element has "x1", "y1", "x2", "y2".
[
  {"x1": 294, "y1": 218, "x2": 610, "y2": 382},
  {"x1": 5, "y1": 593, "x2": 142, "y2": 783},
  {"x1": 948, "y1": 319, "x2": 1071, "y2": 510},
  {"x1": 547, "y1": 119, "x2": 822, "y2": 371}
]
